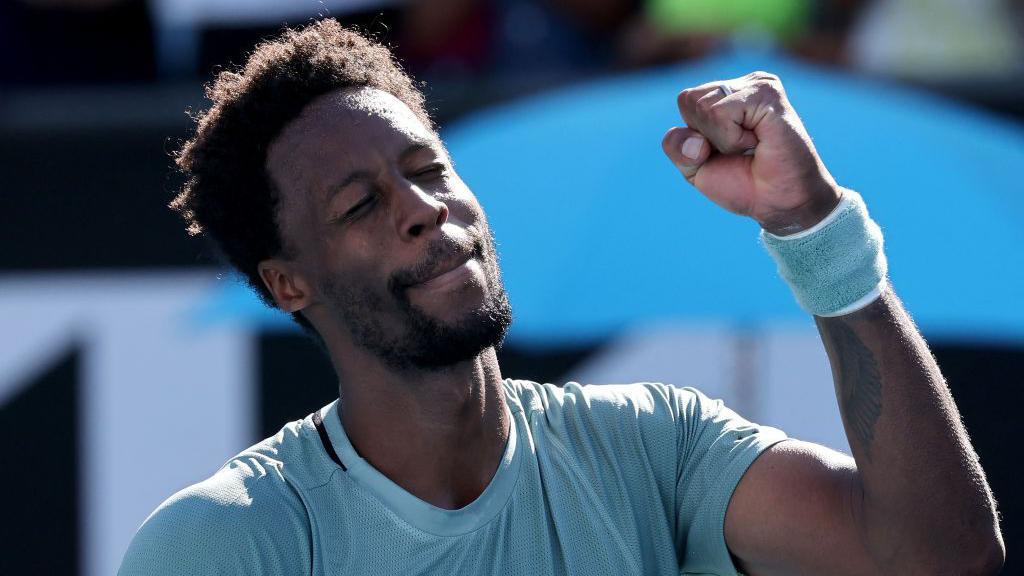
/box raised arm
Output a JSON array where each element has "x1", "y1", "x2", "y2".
[
  {"x1": 662, "y1": 72, "x2": 1004, "y2": 575},
  {"x1": 815, "y1": 281, "x2": 1001, "y2": 572}
]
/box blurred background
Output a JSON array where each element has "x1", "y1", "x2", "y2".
[{"x1": 2, "y1": 0, "x2": 1023, "y2": 574}]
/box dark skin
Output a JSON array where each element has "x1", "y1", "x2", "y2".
[
  {"x1": 665, "y1": 72, "x2": 1005, "y2": 574},
  {"x1": 256, "y1": 76, "x2": 1003, "y2": 573},
  {"x1": 259, "y1": 87, "x2": 509, "y2": 510}
]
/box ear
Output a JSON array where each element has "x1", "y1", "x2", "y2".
[{"x1": 257, "y1": 258, "x2": 313, "y2": 313}]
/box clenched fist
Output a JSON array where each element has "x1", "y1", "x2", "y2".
[{"x1": 662, "y1": 71, "x2": 843, "y2": 236}]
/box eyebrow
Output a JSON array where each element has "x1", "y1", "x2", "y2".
[{"x1": 325, "y1": 140, "x2": 439, "y2": 202}]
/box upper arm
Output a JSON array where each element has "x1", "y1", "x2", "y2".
[
  {"x1": 724, "y1": 439, "x2": 877, "y2": 576},
  {"x1": 671, "y1": 385, "x2": 790, "y2": 574}
]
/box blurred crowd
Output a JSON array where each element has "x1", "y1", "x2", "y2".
[{"x1": 2, "y1": 0, "x2": 1023, "y2": 119}]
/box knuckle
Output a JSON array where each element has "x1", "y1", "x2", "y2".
[
  {"x1": 747, "y1": 71, "x2": 783, "y2": 92},
  {"x1": 707, "y1": 102, "x2": 728, "y2": 120},
  {"x1": 757, "y1": 78, "x2": 783, "y2": 98},
  {"x1": 696, "y1": 95, "x2": 714, "y2": 114},
  {"x1": 748, "y1": 70, "x2": 779, "y2": 82},
  {"x1": 679, "y1": 89, "x2": 697, "y2": 108}
]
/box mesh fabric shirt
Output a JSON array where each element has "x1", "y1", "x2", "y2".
[{"x1": 118, "y1": 379, "x2": 789, "y2": 575}]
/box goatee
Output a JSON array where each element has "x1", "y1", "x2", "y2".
[{"x1": 320, "y1": 226, "x2": 513, "y2": 372}]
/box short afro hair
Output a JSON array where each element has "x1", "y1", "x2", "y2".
[{"x1": 171, "y1": 19, "x2": 434, "y2": 336}]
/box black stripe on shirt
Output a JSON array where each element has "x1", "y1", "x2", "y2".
[{"x1": 312, "y1": 409, "x2": 348, "y2": 471}]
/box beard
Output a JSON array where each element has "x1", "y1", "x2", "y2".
[{"x1": 318, "y1": 225, "x2": 513, "y2": 372}]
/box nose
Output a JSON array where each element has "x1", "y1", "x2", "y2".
[{"x1": 393, "y1": 181, "x2": 449, "y2": 241}]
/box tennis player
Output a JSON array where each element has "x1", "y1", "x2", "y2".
[{"x1": 119, "y1": 19, "x2": 1003, "y2": 575}]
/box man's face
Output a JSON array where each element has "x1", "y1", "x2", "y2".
[{"x1": 265, "y1": 86, "x2": 512, "y2": 370}]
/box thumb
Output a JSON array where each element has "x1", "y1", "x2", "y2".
[{"x1": 662, "y1": 126, "x2": 710, "y2": 184}]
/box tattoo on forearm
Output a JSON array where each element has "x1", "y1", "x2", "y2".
[{"x1": 827, "y1": 319, "x2": 883, "y2": 460}]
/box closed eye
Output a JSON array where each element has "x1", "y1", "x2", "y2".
[
  {"x1": 347, "y1": 195, "x2": 376, "y2": 216},
  {"x1": 330, "y1": 165, "x2": 445, "y2": 225},
  {"x1": 415, "y1": 163, "x2": 447, "y2": 179},
  {"x1": 331, "y1": 193, "x2": 376, "y2": 224}
]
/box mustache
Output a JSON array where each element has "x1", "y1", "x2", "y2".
[{"x1": 389, "y1": 232, "x2": 486, "y2": 293}]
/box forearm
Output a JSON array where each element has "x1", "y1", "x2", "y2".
[
  {"x1": 664, "y1": 70, "x2": 1005, "y2": 573},
  {"x1": 815, "y1": 286, "x2": 1004, "y2": 573}
]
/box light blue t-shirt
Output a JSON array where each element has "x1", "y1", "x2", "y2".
[{"x1": 119, "y1": 379, "x2": 789, "y2": 575}]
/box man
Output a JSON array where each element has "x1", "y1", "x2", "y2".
[{"x1": 119, "y1": 19, "x2": 1003, "y2": 576}]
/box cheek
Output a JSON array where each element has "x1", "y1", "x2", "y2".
[
  {"x1": 445, "y1": 199, "x2": 479, "y2": 228},
  {"x1": 444, "y1": 181, "x2": 486, "y2": 224},
  {"x1": 322, "y1": 233, "x2": 391, "y2": 289}
]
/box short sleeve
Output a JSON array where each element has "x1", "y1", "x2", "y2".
[
  {"x1": 118, "y1": 456, "x2": 313, "y2": 576},
  {"x1": 672, "y1": 386, "x2": 789, "y2": 575}
]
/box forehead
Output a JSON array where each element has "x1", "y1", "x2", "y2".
[
  {"x1": 266, "y1": 86, "x2": 439, "y2": 198},
  {"x1": 301, "y1": 86, "x2": 428, "y2": 139}
]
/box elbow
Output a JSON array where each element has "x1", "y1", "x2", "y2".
[
  {"x1": 968, "y1": 536, "x2": 1005, "y2": 576},
  {"x1": 900, "y1": 525, "x2": 1005, "y2": 576},
  {"x1": 923, "y1": 493, "x2": 1007, "y2": 575},
  {"x1": 964, "y1": 508, "x2": 1006, "y2": 576},
  {"x1": 931, "y1": 531, "x2": 1005, "y2": 576}
]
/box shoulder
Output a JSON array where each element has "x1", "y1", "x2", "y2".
[
  {"x1": 509, "y1": 379, "x2": 786, "y2": 463},
  {"x1": 506, "y1": 379, "x2": 725, "y2": 458},
  {"x1": 507, "y1": 378, "x2": 706, "y2": 425},
  {"x1": 118, "y1": 432, "x2": 320, "y2": 575}
]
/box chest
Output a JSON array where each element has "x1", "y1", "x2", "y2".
[{"x1": 308, "y1": 434, "x2": 678, "y2": 576}]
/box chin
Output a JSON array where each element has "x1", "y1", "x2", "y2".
[
  {"x1": 384, "y1": 286, "x2": 512, "y2": 371},
  {"x1": 413, "y1": 297, "x2": 512, "y2": 369}
]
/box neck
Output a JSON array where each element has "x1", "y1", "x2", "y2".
[{"x1": 330, "y1": 345, "x2": 510, "y2": 510}]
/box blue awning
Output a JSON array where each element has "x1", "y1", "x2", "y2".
[{"x1": 195, "y1": 49, "x2": 1024, "y2": 345}]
